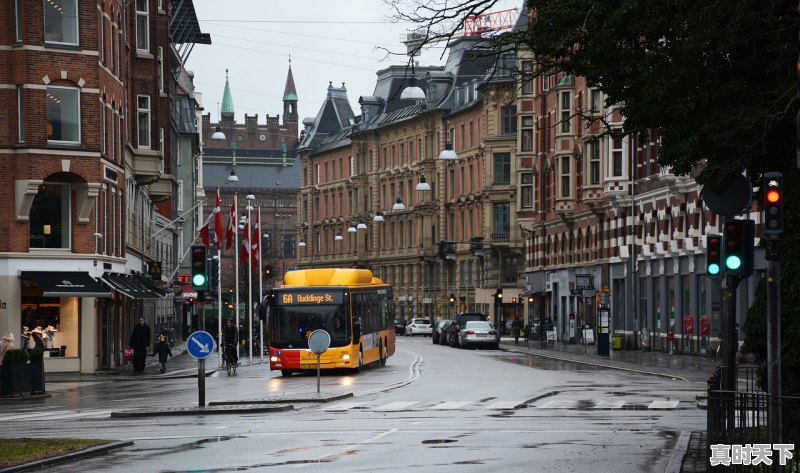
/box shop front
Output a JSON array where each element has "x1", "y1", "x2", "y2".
[{"x1": 19, "y1": 271, "x2": 111, "y2": 373}]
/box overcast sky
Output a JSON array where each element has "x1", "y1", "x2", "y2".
[{"x1": 186, "y1": 1, "x2": 519, "y2": 126}]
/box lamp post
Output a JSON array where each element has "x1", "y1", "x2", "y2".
[{"x1": 371, "y1": 210, "x2": 384, "y2": 278}]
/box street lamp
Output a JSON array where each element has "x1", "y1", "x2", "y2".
[
  {"x1": 415, "y1": 174, "x2": 431, "y2": 192},
  {"x1": 400, "y1": 63, "x2": 426, "y2": 101},
  {"x1": 392, "y1": 198, "x2": 406, "y2": 211},
  {"x1": 210, "y1": 127, "x2": 239, "y2": 183}
]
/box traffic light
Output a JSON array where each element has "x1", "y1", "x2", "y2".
[
  {"x1": 723, "y1": 219, "x2": 754, "y2": 278},
  {"x1": 190, "y1": 245, "x2": 207, "y2": 289},
  {"x1": 495, "y1": 288, "x2": 503, "y2": 304},
  {"x1": 763, "y1": 172, "x2": 783, "y2": 237},
  {"x1": 705, "y1": 234, "x2": 723, "y2": 278},
  {"x1": 449, "y1": 294, "x2": 455, "y2": 306},
  {"x1": 264, "y1": 265, "x2": 273, "y2": 279}
]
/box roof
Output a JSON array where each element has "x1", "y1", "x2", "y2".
[
  {"x1": 221, "y1": 71, "x2": 234, "y2": 114},
  {"x1": 299, "y1": 83, "x2": 355, "y2": 149},
  {"x1": 170, "y1": 0, "x2": 211, "y2": 44},
  {"x1": 284, "y1": 64, "x2": 298, "y2": 101}
]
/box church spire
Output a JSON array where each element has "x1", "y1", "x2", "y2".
[
  {"x1": 283, "y1": 57, "x2": 298, "y2": 123},
  {"x1": 220, "y1": 69, "x2": 234, "y2": 121}
]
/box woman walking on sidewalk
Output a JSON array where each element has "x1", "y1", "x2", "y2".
[
  {"x1": 152, "y1": 334, "x2": 173, "y2": 374},
  {"x1": 128, "y1": 316, "x2": 151, "y2": 375}
]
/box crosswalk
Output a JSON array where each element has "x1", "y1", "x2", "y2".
[
  {"x1": 0, "y1": 408, "x2": 113, "y2": 422},
  {"x1": 320, "y1": 398, "x2": 682, "y2": 412}
]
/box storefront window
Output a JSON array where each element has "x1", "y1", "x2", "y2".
[{"x1": 21, "y1": 297, "x2": 79, "y2": 357}]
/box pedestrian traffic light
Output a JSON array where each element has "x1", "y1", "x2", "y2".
[
  {"x1": 723, "y1": 219, "x2": 754, "y2": 278},
  {"x1": 449, "y1": 294, "x2": 455, "y2": 306},
  {"x1": 190, "y1": 245, "x2": 207, "y2": 289},
  {"x1": 763, "y1": 172, "x2": 783, "y2": 238},
  {"x1": 705, "y1": 234, "x2": 723, "y2": 278}
]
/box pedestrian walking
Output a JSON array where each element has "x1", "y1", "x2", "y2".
[
  {"x1": 152, "y1": 334, "x2": 173, "y2": 374},
  {"x1": 128, "y1": 316, "x2": 151, "y2": 375},
  {"x1": 511, "y1": 316, "x2": 522, "y2": 344}
]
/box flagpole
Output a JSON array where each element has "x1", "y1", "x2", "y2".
[
  {"x1": 217, "y1": 247, "x2": 222, "y2": 368},
  {"x1": 234, "y1": 193, "x2": 240, "y2": 363},
  {"x1": 258, "y1": 204, "x2": 264, "y2": 362},
  {"x1": 247, "y1": 199, "x2": 253, "y2": 365}
]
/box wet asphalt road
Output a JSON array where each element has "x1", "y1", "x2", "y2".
[{"x1": 4, "y1": 337, "x2": 707, "y2": 472}]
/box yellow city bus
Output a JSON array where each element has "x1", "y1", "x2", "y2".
[{"x1": 263, "y1": 268, "x2": 395, "y2": 376}]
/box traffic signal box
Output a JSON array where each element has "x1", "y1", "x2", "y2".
[
  {"x1": 494, "y1": 289, "x2": 503, "y2": 304},
  {"x1": 706, "y1": 234, "x2": 723, "y2": 278},
  {"x1": 449, "y1": 294, "x2": 455, "y2": 306},
  {"x1": 723, "y1": 219, "x2": 754, "y2": 278},
  {"x1": 190, "y1": 245, "x2": 208, "y2": 289},
  {"x1": 762, "y1": 172, "x2": 783, "y2": 238}
]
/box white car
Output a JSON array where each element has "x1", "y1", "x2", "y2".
[{"x1": 405, "y1": 318, "x2": 432, "y2": 337}]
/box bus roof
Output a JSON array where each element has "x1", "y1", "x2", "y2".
[{"x1": 282, "y1": 268, "x2": 385, "y2": 287}]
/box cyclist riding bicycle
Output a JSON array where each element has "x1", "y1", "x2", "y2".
[{"x1": 222, "y1": 318, "x2": 239, "y2": 366}]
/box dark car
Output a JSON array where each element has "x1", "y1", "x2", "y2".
[
  {"x1": 432, "y1": 319, "x2": 452, "y2": 344},
  {"x1": 448, "y1": 313, "x2": 488, "y2": 348},
  {"x1": 394, "y1": 318, "x2": 406, "y2": 335}
]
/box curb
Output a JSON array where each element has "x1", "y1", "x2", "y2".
[
  {"x1": 0, "y1": 440, "x2": 133, "y2": 473},
  {"x1": 500, "y1": 344, "x2": 690, "y2": 382},
  {"x1": 0, "y1": 393, "x2": 51, "y2": 404},
  {"x1": 208, "y1": 392, "x2": 353, "y2": 406},
  {"x1": 110, "y1": 403, "x2": 294, "y2": 418},
  {"x1": 664, "y1": 430, "x2": 692, "y2": 473}
]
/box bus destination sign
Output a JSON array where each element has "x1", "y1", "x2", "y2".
[{"x1": 276, "y1": 290, "x2": 344, "y2": 305}]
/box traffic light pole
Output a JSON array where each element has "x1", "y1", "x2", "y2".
[
  {"x1": 724, "y1": 275, "x2": 739, "y2": 392},
  {"x1": 197, "y1": 290, "x2": 206, "y2": 407},
  {"x1": 766, "y1": 239, "x2": 782, "y2": 455}
]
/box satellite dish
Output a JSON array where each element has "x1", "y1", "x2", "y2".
[{"x1": 701, "y1": 174, "x2": 752, "y2": 216}]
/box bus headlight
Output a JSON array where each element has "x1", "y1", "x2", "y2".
[
  {"x1": 270, "y1": 355, "x2": 279, "y2": 363},
  {"x1": 341, "y1": 354, "x2": 350, "y2": 361}
]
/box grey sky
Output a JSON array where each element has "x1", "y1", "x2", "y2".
[
  {"x1": 187, "y1": 1, "x2": 443, "y2": 124},
  {"x1": 186, "y1": 1, "x2": 519, "y2": 126}
]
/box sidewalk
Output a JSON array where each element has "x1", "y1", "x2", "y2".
[{"x1": 499, "y1": 336, "x2": 712, "y2": 473}]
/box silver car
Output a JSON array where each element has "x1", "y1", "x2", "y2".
[
  {"x1": 458, "y1": 320, "x2": 499, "y2": 349},
  {"x1": 405, "y1": 318, "x2": 432, "y2": 337}
]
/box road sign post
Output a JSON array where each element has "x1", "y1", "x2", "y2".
[
  {"x1": 308, "y1": 330, "x2": 331, "y2": 394},
  {"x1": 187, "y1": 323, "x2": 214, "y2": 408}
]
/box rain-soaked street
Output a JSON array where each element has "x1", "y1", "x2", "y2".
[{"x1": 2, "y1": 337, "x2": 707, "y2": 472}]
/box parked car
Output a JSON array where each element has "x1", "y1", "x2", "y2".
[
  {"x1": 432, "y1": 319, "x2": 452, "y2": 344},
  {"x1": 405, "y1": 318, "x2": 432, "y2": 337},
  {"x1": 458, "y1": 320, "x2": 499, "y2": 349},
  {"x1": 448, "y1": 313, "x2": 488, "y2": 348},
  {"x1": 394, "y1": 318, "x2": 407, "y2": 335}
]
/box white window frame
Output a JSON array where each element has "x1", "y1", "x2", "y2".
[
  {"x1": 560, "y1": 91, "x2": 571, "y2": 133},
  {"x1": 17, "y1": 87, "x2": 25, "y2": 143},
  {"x1": 44, "y1": 0, "x2": 78, "y2": 45},
  {"x1": 521, "y1": 173, "x2": 534, "y2": 208},
  {"x1": 611, "y1": 136, "x2": 624, "y2": 177},
  {"x1": 46, "y1": 85, "x2": 81, "y2": 144},
  {"x1": 136, "y1": 0, "x2": 149, "y2": 52},
  {"x1": 559, "y1": 156, "x2": 571, "y2": 198},
  {"x1": 588, "y1": 139, "x2": 601, "y2": 186},
  {"x1": 137, "y1": 95, "x2": 151, "y2": 148},
  {"x1": 158, "y1": 47, "x2": 164, "y2": 93},
  {"x1": 15, "y1": 0, "x2": 23, "y2": 42}
]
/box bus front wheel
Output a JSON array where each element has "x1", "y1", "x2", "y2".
[
  {"x1": 379, "y1": 340, "x2": 387, "y2": 367},
  {"x1": 353, "y1": 350, "x2": 363, "y2": 374}
]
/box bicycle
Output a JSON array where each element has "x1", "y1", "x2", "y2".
[{"x1": 222, "y1": 342, "x2": 238, "y2": 376}]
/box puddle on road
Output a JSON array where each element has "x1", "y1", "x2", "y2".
[
  {"x1": 421, "y1": 439, "x2": 458, "y2": 445},
  {"x1": 494, "y1": 354, "x2": 604, "y2": 371}
]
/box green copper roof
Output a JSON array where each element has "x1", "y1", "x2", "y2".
[
  {"x1": 221, "y1": 69, "x2": 234, "y2": 114},
  {"x1": 283, "y1": 64, "x2": 298, "y2": 101}
]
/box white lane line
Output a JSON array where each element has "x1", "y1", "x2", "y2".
[
  {"x1": 537, "y1": 400, "x2": 579, "y2": 409},
  {"x1": 320, "y1": 402, "x2": 365, "y2": 412},
  {"x1": 373, "y1": 401, "x2": 419, "y2": 412},
  {"x1": 431, "y1": 401, "x2": 471, "y2": 410},
  {"x1": 593, "y1": 399, "x2": 626, "y2": 409},
  {"x1": 486, "y1": 401, "x2": 526, "y2": 410},
  {"x1": 648, "y1": 400, "x2": 680, "y2": 409}
]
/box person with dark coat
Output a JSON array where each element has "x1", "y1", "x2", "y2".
[
  {"x1": 222, "y1": 318, "x2": 239, "y2": 365},
  {"x1": 151, "y1": 334, "x2": 173, "y2": 374},
  {"x1": 128, "y1": 316, "x2": 151, "y2": 375},
  {"x1": 511, "y1": 316, "x2": 523, "y2": 344}
]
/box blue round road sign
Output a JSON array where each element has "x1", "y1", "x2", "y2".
[{"x1": 187, "y1": 331, "x2": 215, "y2": 359}]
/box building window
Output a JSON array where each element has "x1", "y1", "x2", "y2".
[
  {"x1": 542, "y1": 73, "x2": 551, "y2": 92},
  {"x1": 158, "y1": 47, "x2": 164, "y2": 93},
  {"x1": 493, "y1": 153, "x2": 511, "y2": 184},
  {"x1": 612, "y1": 137, "x2": 624, "y2": 177},
  {"x1": 492, "y1": 202, "x2": 510, "y2": 236},
  {"x1": 47, "y1": 86, "x2": 80, "y2": 143},
  {"x1": 560, "y1": 91, "x2": 571, "y2": 133},
  {"x1": 501, "y1": 106, "x2": 517, "y2": 135},
  {"x1": 137, "y1": 95, "x2": 151, "y2": 148},
  {"x1": 589, "y1": 140, "x2": 601, "y2": 185},
  {"x1": 29, "y1": 183, "x2": 70, "y2": 249},
  {"x1": 136, "y1": 0, "x2": 149, "y2": 51},
  {"x1": 17, "y1": 87, "x2": 25, "y2": 143},
  {"x1": 560, "y1": 156, "x2": 571, "y2": 198},
  {"x1": 521, "y1": 61, "x2": 534, "y2": 94},
  {"x1": 16, "y1": 0, "x2": 23, "y2": 42},
  {"x1": 44, "y1": 0, "x2": 78, "y2": 45},
  {"x1": 590, "y1": 89, "x2": 602, "y2": 114},
  {"x1": 521, "y1": 116, "x2": 534, "y2": 152},
  {"x1": 521, "y1": 173, "x2": 533, "y2": 208}
]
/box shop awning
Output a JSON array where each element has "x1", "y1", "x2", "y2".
[
  {"x1": 102, "y1": 273, "x2": 163, "y2": 299},
  {"x1": 21, "y1": 271, "x2": 111, "y2": 298}
]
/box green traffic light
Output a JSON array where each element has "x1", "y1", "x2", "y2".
[
  {"x1": 725, "y1": 255, "x2": 742, "y2": 270},
  {"x1": 708, "y1": 263, "x2": 720, "y2": 275},
  {"x1": 192, "y1": 273, "x2": 207, "y2": 286}
]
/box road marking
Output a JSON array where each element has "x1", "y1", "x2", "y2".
[
  {"x1": 593, "y1": 399, "x2": 626, "y2": 409},
  {"x1": 373, "y1": 401, "x2": 419, "y2": 412},
  {"x1": 537, "y1": 399, "x2": 579, "y2": 409},
  {"x1": 648, "y1": 400, "x2": 680, "y2": 409},
  {"x1": 486, "y1": 401, "x2": 526, "y2": 410},
  {"x1": 431, "y1": 401, "x2": 471, "y2": 410},
  {"x1": 320, "y1": 402, "x2": 365, "y2": 412}
]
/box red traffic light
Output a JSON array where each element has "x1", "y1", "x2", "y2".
[{"x1": 766, "y1": 189, "x2": 780, "y2": 204}]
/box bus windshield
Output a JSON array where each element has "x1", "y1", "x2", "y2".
[{"x1": 270, "y1": 304, "x2": 351, "y2": 349}]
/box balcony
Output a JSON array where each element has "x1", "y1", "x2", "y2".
[
  {"x1": 147, "y1": 174, "x2": 175, "y2": 202},
  {"x1": 128, "y1": 146, "x2": 163, "y2": 185}
]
